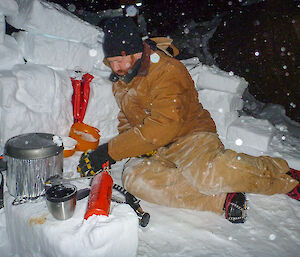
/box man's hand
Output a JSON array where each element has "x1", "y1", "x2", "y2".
[{"x1": 77, "y1": 143, "x2": 116, "y2": 177}]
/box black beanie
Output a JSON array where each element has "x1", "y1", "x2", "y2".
[{"x1": 102, "y1": 16, "x2": 144, "y2": 58}]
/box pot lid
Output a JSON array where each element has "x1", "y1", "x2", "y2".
[{"x1": 5, "y1": 133, "x2": 63, "y2": 159}]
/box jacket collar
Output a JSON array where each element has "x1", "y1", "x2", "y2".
[{"x1": 136, "y1": 42, "x2": 153, "y2": 77}]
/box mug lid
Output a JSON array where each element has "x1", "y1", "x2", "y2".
[{"x1": 46, "y1": 183, "x2": 77, "y2": 203}]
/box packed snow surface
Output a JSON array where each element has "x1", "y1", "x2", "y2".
[{"x1": 0, "y1": 1, "x2": 300, "y2": 256}]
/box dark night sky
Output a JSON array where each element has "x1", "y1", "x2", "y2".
[{"x1": 46, "y1": 0, "x2": 251, "y2": 35}]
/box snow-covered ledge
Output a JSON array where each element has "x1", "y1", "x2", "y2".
[{"x1": 4, "y1": 177, "x2": 139, "y2": 257}]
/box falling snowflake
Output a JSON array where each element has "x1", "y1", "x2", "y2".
[
  {"x1": 269, "y1": 234, "x2": 276, "y2": 240},
  {"x1": 235, "y1": 139, "x2": 243, "y2": 146},
  {"x1": 89, "y1": 49, "x2": 97, "y2": 57},
  {"x1": 150, "y1": 53, "x2": 160, "y2": 63}
]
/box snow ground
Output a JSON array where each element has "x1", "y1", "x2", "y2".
[{"x1": 1, "y1": 155, "x2": 300, "y2": 257}]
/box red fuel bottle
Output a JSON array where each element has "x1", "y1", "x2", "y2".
[{"x1": 84, "y1": 170, "x2": 113, "y2": 220}]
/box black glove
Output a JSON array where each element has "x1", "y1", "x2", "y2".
[{"x1": 77, "y1": 143, "x2": 116, "y2": 177}]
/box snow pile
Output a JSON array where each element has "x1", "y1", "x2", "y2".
[{"x1": 4, "y1": 181, "x2": 138, "y2": 257}]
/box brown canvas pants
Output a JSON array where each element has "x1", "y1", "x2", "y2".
[{"x1": 122, "y1": 132, "x2": 298, "y2": 214}]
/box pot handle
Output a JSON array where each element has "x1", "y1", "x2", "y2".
[{"x1": 76, "y1": 188, "x2": 90, "y2": 201}]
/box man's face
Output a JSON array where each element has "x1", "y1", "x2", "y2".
[{"x1": 107, "y1": 53, "x2": 141, "y2": 76}]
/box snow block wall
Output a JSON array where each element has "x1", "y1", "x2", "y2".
[
  {"x1": 1, "y1": 1, "x2": 138, "y2": 257},
  {"x1": 182, "y1": 57, "x2": 278, "y2": 153},
  {"x1": 6, "y1": 0, "x2": 102, "y2": 44},
  {"x1": 7, "y1": 0, "x2": 105, "y2": 73},
  {"x1": 0, "y1": 0, "x2": 113, "y2": 151},
  {"x1": 14, "y1": 31, "x2": 104, "y2": 72},
  {"x1": 182, "y1": 58, "x2": 246, "y2": 138},
  {"x1": 0, "y1": 65, "x2": 73, "y2": 148}
]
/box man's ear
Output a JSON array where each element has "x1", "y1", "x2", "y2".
[{"x1": 103, "y1": 58, "x2": 110, "y2": 67}]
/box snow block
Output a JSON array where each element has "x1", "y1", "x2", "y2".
[
  {"x1": 182, "y1": 59, "x2": 248, "y2": 95},
  {"x1": 181, "y1": 57, "x2": 202, "y2": 84},
  {"x1": 0, "y1": 71, "x2": 18, "y2": 108},
  {"x1": 0, "y1": 15, "x2": 5, "y2": 44},
  {"x1": 198, "y1": 89, "x2": 243, "y2": 112},
  {"x1": 0, "y1": 0, "x2": 18, "y2": 16},
  {"x1": 6, "y1": 0, "x2": 103, "y2": 44},
  {"x1": 0, "y1": 64, "x2": 73, "y2": 147},
  {"x1": 14, "y1": 31, "x2": 104, "y2": 72},
  {"x1": 209, "y1": 111, "x2": 239, "y2": 138},
  {"x1": 5, "y1": 193, "x2": 138, "y2": 257},
  {"x1": 226, "y1": 116, "x2": 275, "y2": 151},
  {"x1": 193, "y1": 64, "x2": 248, "y2": 95},
  {"x1": 181, "y1": 57, "x2": 201, "y2": 76},
  {"x1": 0, "y1": 35, "x2": 24, "y2": 70},
  {"x1": 83, "y1": 75, "x2": 120, "y2": 140}
]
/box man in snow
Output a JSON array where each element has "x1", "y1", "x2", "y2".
[{"x1": 78, "y1": 17, "x2": 300, "y2": 223}]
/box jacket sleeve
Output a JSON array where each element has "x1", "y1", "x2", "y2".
[{"x1": 109, "y1": 64, "x2": 188, "y2": 161}]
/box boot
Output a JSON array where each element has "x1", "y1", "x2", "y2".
[
  {"x1": 224, "y1": 193, "x2": 247, "y2": 224},
  {"x1": 287, "y1": 168, "x2": 300, "y2": 182},
  {"x1": 286, "y1": 169, "x2": 300, "y2": 201}
]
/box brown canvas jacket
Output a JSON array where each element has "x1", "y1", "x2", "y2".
[{"x1": 108, "y1": 39, "x2": 216, "y2": 161}]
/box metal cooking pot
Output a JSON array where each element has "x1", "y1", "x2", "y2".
[
  {"x1": 45, "y1": 183, "x2": 77, "y2": 220},
  {"x1": 4, "y1": 133, "x2": 64, "y2": 203}
]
